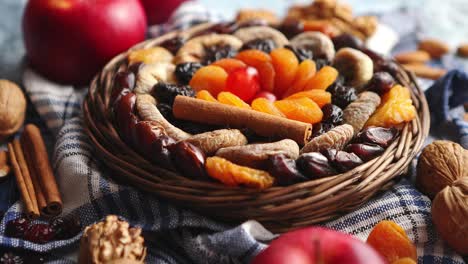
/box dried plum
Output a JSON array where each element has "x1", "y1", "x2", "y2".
[
  {"x1": 160, "y1": 36, "x2": 185, "y2": 54},
  {"x1": 153, "y1": 83, "x2": 195, "y2": 105},
  {"x1": 296, "y1": 152, "x2": 337, "y2": 179},
  {"x1": 267, "y1": 154, "x2": 307, "y2": 186},
  {"x1": 204, "y1": 44, "x2": 237, "y2": 64},
  {"x1": 357, "y1": 127, "x2": 398, "y2": 147},
  {"x1": 285, "y1": 45, "x2": 313, "y2": 62},
  {"x1": 322, "y1": 104, "x2": 343, "y2": 125},
  {"x1": 157, "y1": 103, "x2": 175, "y2": 122},
  {"x1": 346, "y1": 143, "x2": 384, "y2": 162},
  {"x1": 315, "y1": 58, "x2": 331, "y2": 71},
  {"x1": 327, "y1": 82, "x2": 357, "y2": 108},
  {"x1": 241, "y1": 39, "x2": 277, "y2": 53},
  {"x1": 332, "y1": 33, "x2": 363, "y2": 51},
  {"x1": 175, "y1": 62, "x2": 203, "y2": 84},
  {"x1": 366, "y1": 72, "x2": 395, "y2": 95},
  {"x1": 278, "y1": 18, "x2": 304, "y2": 39},
  {"x1": 312, "y1": 123, "x2": 334, "y2": 137}
]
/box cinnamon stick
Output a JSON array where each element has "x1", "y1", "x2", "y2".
[
  {"x1": 173, "y1": 96, "x2": 312, "y2": 144},
  {"x1": 8, "y1": 141, "x2": 40, "y2": 219},
  {"x1": 22, "y1": 124, "x2": 62, "y2": 217}
]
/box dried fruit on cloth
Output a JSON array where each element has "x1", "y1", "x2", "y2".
[
  {"x1": 366, "y1": 85, "x2": 417, "y2": 128},
  {"x1": 205, "y1": 157, "x2": 274, "y2": 189},
  {"x1": 366, "y1": 220, "x2": 417, "y2": 264}
]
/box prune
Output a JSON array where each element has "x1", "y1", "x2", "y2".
[
  {"x1": 50, "y1": 217, "x2": 81, "y2": 240},
  {"x1": 315, "y1": 58, "x2": 331, "y2": 71},
  {"x1": 204, "y1": 45, "x2": 237, "y2": 65},
  {"x1": 24, "y1": 224, "x2": 55, "y2": 244},
  {"x1": 267, "y1": 154, "x2": 307, "y2": 186},
  {"x1": 157, "y1": 103, "x2": 175, "y2": 122},
  {"x1": 327, "y1": 82, "x2": 357, "y2": 108},
  {"x1": 285, "y1": 45, "x2": 313, "y2": 63},
  {"x1": 241, "y1": 39, "x2": 276, "y2": 53},
  {"x1": 153, "y1": 83, "x2": 195, "y2": 105},
  {"x1": 5, "y1": 217, "x2": 30, "y2": 238},
  {"x1": 332, "y1": 33, "x2": 364, "y2": 51},
  {"x1": 278, "y1": 18, "x2": 304, "y2": 39},
  {"x1": 346, "y1": 143, "x2": 384, "y2": 162},
  {"x1": 160, "y1": 36, "x2": 185, "y2": 54},
  {"x1": 169, "y1": 141, "x2": 207, "y2": 179},
  {"x1": 296, "y1": 152, "x2": 337, "y2": 179},
  {"x1": 175, "y1": 62, "x2": 203, "y2": 85},
  {"x1": 366, "y1": 72, "x2": 396, "y2": 95},
  {"x1": 322, "y1": 104, "x2": 343, "y2": 125},
  {"x1": 174, "y1": 121, "x2": 220, "y2": 134},
  {"x1": 151, "y1": 135, "x2": 176, "y2": 170},
  {"x1": 312, "y1": 122, "x2": 334, "y2": 137},
  {"x1": 358, "y1": 127, "x2": 398, "y2": 147},
  {"x1": 331, "y1": 151, "x2": 363, "y2": 172}
]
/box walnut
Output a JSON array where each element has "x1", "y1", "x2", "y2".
[
  {"x1": 0, "y1": 80, "x2": 26, "y2": 141},
  {"x1": 432, "y1": 178, "x2": 468, "y2": 254},
  {"x1": 79, "y1": 215, "x2": 146, "y2": 264},
  {"x1": 416, "y1": 141, "x2": 468, "y2": 199}
]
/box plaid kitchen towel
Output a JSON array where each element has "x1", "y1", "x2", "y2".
[{"x1": 0, "y1": 1, "x2": 465, "y2": 263}]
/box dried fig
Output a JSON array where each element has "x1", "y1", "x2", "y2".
[{"x1": 184, "y1": 129, "x2": 248, "y2": 156}]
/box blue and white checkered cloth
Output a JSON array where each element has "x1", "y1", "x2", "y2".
[{"x1": 0, "y1": 2, "x2": 466, "y2": 263}]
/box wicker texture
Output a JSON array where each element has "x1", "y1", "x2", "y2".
[{"x1": 83, "y1": 24, "x2": 430, "y2": 233}]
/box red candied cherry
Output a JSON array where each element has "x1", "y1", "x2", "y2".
[
  {"x1": 225, "y1": 66, "x2": 261, "y2": 102},
  {"x1": 254, "y1": 91, "x2": 277, "y2": 102}
]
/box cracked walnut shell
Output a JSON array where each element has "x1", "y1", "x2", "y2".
[{"x1": 0, "y1": 80, "x2": 26, "y2": 140}]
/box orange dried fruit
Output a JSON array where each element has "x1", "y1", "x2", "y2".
[
  {"x1": 196, "y1": 90, "x2": 218, "y2": 103},
  {"x1": 303, "y1": 20, "x2": 340, "y2": 38},
  {"x1": 212, "y1": 58, "x2": 246, "y2": 73},
  {"x1": 275, "y1": 97, "x2": 323, "y2": 124},
  {"x1": 392, "y1": 258, "x2": 417, "y2": 264},
  {"x1": 367, "y1": 220, "x2": 417, "y2": 264},
  {"x1": 304, "y1": 66, "x2": 338, "y2": 90},
  {"x1": 251, "y1": 98, "x2": 285, "y2": 117},
  {"x1": 128, "y1": 47, "x2": 173, "y2": 65},
  {"x1": 270, "y1": 48, "x2": 299, "y2": 97},
  {"x1": 285, "y1": 89, "x2": 331, "y2": 108},
  {"x1": 283, "y1": 59, "x2": 317, "y2": 98},
  {"x1": 236, "y1": 50, "x2": 275, "y2": 92},
  {"x1": 366, "y1": 85, "x2": 417, "y2": 128},
  {"x1": 217, "y1": 92, "x2": 251, "y2": 109},
  {"x1": 205, "y1": 156, "x2": 275, "y2": 189},
  {"x1": 189, "y1": 65, "x2": 228, "y2": 96}
]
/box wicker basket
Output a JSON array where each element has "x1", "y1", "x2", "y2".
[{"x1": 83, "y1": 23, "x2": 430, "y2": 233}]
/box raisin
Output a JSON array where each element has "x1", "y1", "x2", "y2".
[
  {"x1": 332, "y1": 33, "x2": 363, "y2": 51},
  {"x1": 50, "y1": 217, "x2": 82, "y2": 240},
  {"x1": 346, "y1": 143, "x2": 384, "y2": 162},
  {"x1": 331, "y1": 151, "x2": 363, "y2": 172},
  {"x1": 312, "y1": 122, "x2": 334, "y2": 137},
  {"x1": 157, "y1": 103, "x2": 175, "y2": 122},
  {"x1": 175, "y1": 62, "x2": 203, "y2": 84},
  {"x1": 204, "y1": 45, "x2": 237, "y2": 65},
  {"x1": 152, "y1": 135, "x2": 176, "y2": 171},
  {"x1": 322, "y1": 104, "x2": 343, "y2": 125},
  {"x1": 153, "y1": 83, "x2": 195, "y2": 105},
  {"x1": 366, "y1": 72, "x2": 396, "y2": 95},
  {"x1": 327, "y1": 82, "x2": 357, "y2": 108},
  {"x1": 267, "y1": 154, "x2": 308, "y2": 186},
  {"x1": 160, "y1": 36, "x2": 185, "y2": 54},
  {"x1": 169, "y1": 141, "x2": 207, "y2": 179},
  {"x1": 278, "y1": 18, "x2": 304, "y2": 39},
  {"x1": 284, "y1": 45, "x2": 314, "y2": 63},
  {"x1": 241, "y1": 39, "x2": 277, "y2": 53},
  {"x1": 358, "y1": 127, "x2": 398, "y2": 147},
  {"x1": 24, "y1": 224, "x2": 55, "y2": 244},
  {"x1": 296, "y1": 152, "x2": 337, "y2": 179},
  {"x1": 5, "y1": 217, "x2": 30, "y2": 238},
  {"x1": 315, "y1": 58, "x2": 331, "y2": 71}
]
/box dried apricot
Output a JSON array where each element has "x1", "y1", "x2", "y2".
[
  {"x1": 196, "y1": 90, "x2": 218, "y2": 103},
  {"x1": 275, "y1": 97, "x2": 323, "y2": 124},
  {"x1": 236, "y1": 50, "x2": 275, "y2": 92},
  {"x1": 283, "y1": 59, "x2": 317, "y2": 97},
  {"x1": 128, "y1": 47, "x2": 173, "y2": 65},
  {"x1": 303, "y1": 20, "x2": 340, "y2": 38},
  {"x1": 189, "y1": 65, "x2": 228, "y2": 96},
  {"x1": 205, "y1": 156, "x2": 275, "y2": 189},
  {"x1": 366, "y1": 85, "x2": 417, "y2": 128},
  {"x1": 392, "y1": 258, "x2": 417, "y2": 264},
  {"x1": 270, "y1": 48, "x2": 299, "y2": 97},
  {"x1": 304, "y1": 66, "x2": 338, "y2": 90},
  {"x1": 251, "y1": 98, "x2": 285, "y2": 117},
  {"x1": 217, "y1": 92, "x2": 251, "y2": 109},
  {"x1": 212, "y1": 58, "x2": 246, "y2": 73},
  {"x1": 285, "y1": 89, "x2": 331, "y2": 108},
  {"x1": 367, "y1": 220, "x2": 417, "y2": 264}
]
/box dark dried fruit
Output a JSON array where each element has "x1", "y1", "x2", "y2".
[
  {"x1": 134, "y1": 121, "x2": 166, "y2": 157},
  {"x1": 114, "y1": 71, "x2": 135, "y2": 90},
  {"x1": 361, "y1": 48, "x2": 400, "y2": 76},
  {"x1": 315, "y1": 58, "x2": 331, "y2": 71},
  {"x1": 332, "y1": 33, "x2": 364, "y2": 51},
  {"x1": 174, "y1": 121, "x2": 220, "y2": 134},
  {"x1": 204, "y1": 45, "x2": 237, "y2": 65},
  {"x1": 128, "y1": 62, "x2": 144, "y2": 75},
  {"x1": 267, "y1": 154, "x2": 307, "y2": 186},
  {"x1": 160, "y1": 36, "x2": 185, "y2": 54},
  {"x1": 151, "y1": 135, "x2": 176, "y2": 171},
  {"x1": 278, "y1": 18, "x2": 304, "y2": 39},
  {"x1": 241, "y1": 39, "x2": 277, "y2": 53},
  {"x1": 5, "y1": 217, "x2": 30, "y2": 238},
  {"x1": 360, "y1": 48, "x2": 385, "y2": 66},
  {"x1": 193, "y1": 22, "x2": 238, "y2": 37},
  {"x1": 321, "y1": 149, "x2": 338, "y2": 162},
  {"x1": 50, "y1": 217, "x2": 82, "y2": 240},
  {"x1": 296, "y1": 152, "x2": 337, "y2": 179},
  {"x1": 153, "y1": 83, "x2": 195, "y2": 105},
  {"x1": 327, "y1": 82, "x2": 357, "y2": 108},
  {"x1": 24, "y1": 224, "x2": 55, "y2": 244},
  {"x1": 322, "y1": 104, "x2": 343, "y2": 125},
  {"x1": 285, "y1": 45, "x2": 313, "y2": 63},
  {"x1": 366, "y1": 72, "x2": 396, "y2": 95},
  {"x1": 157, "y1": 103, "x2": 175, "y2": 122},
  {"x1": 331, "y1": 151, "x2": 363, "y2": 172},
  {"x1": 114, "y1": 93, "x2": 138, "y2": 145},
  {"x1": 169, "y1": 141, "x2": 207, "y2": 179},
  {"x1": 312, "y1": 122, "x2": 334, "y2": 137},
  {"x1": 237, "y1": 19, "x2": 270, "y2": 29},
  {"x1": 175, "y1": 62, "x2": 203, "y2": 85},
  {"x1": 346, "y1": 143, "x2": 385, "y2": 162},
  {"x1": 0, "y1": 252, "x2": 23, "y2": 264},
  {"x1": 358, "y1": 127, "x2": 398, "y2": 147}
]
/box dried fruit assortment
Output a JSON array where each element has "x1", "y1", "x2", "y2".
[{"x1": 109, "y1": 18, "x2": 416, "y2": 189}]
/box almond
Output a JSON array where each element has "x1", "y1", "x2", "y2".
[
  {"x1": 394, "y1": 50, "x2": 431, "y2": 64},
  {"x1": 418, "y1": 39, "x2": 450, "y2": 59},
  {"x1": 402, "y1": 64, "x2": 447, "y2": 80},
  {"x1": 457, "y1": 44, "x2": 468, "y2": 58}
]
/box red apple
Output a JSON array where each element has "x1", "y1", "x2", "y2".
[
  {"x1": 23, "y1": 0, "x2": 147, "y2": 85},
  {"x1": 140, "y1": 0, "x2": 187, "y2": 25},
  {"x1": 252, "y1": 227, "x2": 386, "y2": 264}
]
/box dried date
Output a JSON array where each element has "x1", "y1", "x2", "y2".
[
  {"x1": 134, "y1": 121, "x2": 166, "y2": 157},
  {"x1": 331, "y1": 151, "x2": 363, "y2": 172},
  {"x1": 267, "y1": 154, "x2": 307, "y2": 186},
  {"x1": 296, "y1": 152, "x2": 337, "y2": 179},
  {"x1": 169, "y1": 141, "x2": 207, "y2": 179},
  {"x1": 346, "y1": 143, "x2": 384, "y2": 162},
  {"x1": 151, "y1": 135, "x2": 176, "y2": 171},
  {"x1": 357, "y1": 127, "x2": 398, "y2": 147}
]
